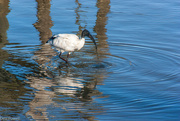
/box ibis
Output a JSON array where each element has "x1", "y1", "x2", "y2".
[{"x1": 46, "y1": 29, "x2": 97, "y2": 63}]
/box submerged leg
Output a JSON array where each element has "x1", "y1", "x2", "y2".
[
  {"x1": 66, "y1": 52, "x2": 71, "y2": 63},
  {"x1": 59, "y1": 52, "x2": 68, "y2": 63}
]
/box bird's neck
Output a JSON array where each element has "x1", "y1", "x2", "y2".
[
  {"x1": 77, "y1": 37, "x2": 85, "y2": 50},
  {"x1": 80, "y1": 37, "x2": 85, "y2": 41}
]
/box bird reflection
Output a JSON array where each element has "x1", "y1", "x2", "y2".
[
  {"x1": 53, "y1": 63, "x2": 100, "y2": 100},
  {"x1": 51, "y1": 65, "x2": 104, "y2": 120},
  {"x1": 53, "y1": 66, "x2": 84, "y2": 96}
]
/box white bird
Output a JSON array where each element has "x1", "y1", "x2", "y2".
[{"x1": 46, "y1": 29, "x2": 97, "y2": 63}]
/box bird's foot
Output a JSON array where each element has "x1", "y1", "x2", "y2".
[
  {"x1": 59, "y1": 56, "x2": 68, "y2": 63},
  {"x1": 59, "y1": 53, "x2": 69, "y2": 63}
]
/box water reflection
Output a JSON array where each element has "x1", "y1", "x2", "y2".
[
  {"x1": 0, "y1": 0, "x2": 10, "y2": 67},
  {"x1": 0, "y1": 69, "x2": 30, "y2": 117},
  {"x1": 0, "y1": 0, "x2": 10, "y2": 43},
  {"x1": 1, "y1": 0, "x2": 179, "y2": 120},
  {"x1": 25, "y1": 0, "x2": 55, "y2": 120},
  {"x1": 53, "y1": 65, "x2": 84, "y2": 96},
  {"x1": 94, "y1": 0, "x2": 110, "y2": 44},
  {"x1": 26, "y1": 76, "x2": 56, "y2": 120},
  {"x1": 94, "y1": 0, "x2": 111, "y2": 60},
  {"x1": 51, "y1": 64, "x2": 105, "y2": 120},
  {"x1": 33, "y1": 0, "x2": 53, "y2": 43},
  {"x1": 0, "y1": 0, "x2": 31, "y2": 118},
  {"x1": 26, "y1": 0, "x2": 111, "y2": 120},
  {"x1": 75, "y1": 0, "x2": 83, "y2": 32},
  {"x1": 0, "y1": 0, "x2": 111, "y2": 119}
]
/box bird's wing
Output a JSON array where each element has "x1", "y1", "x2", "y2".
[{"x1": 52, "y1": 34, "x2": 79, "y2": 52}]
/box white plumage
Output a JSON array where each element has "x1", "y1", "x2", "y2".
[{"x1": 46, "y1": 29, "x2": 97, "y2": 63}]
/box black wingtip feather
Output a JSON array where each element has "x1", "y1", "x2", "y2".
[{"x1": 46, "y1": 35, "x2": 56, "y2": 43}]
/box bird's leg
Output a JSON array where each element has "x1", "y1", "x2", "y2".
[
  {"x1": 59, "y1": 52, "x2": 68, "y2": 63},
  {"x1": 67, "y1": 53, "x2": 70, "y2": 61}
]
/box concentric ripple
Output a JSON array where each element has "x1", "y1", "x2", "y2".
[{"x1": 108, "y1": 42, "x2": 180, "y2": 81}]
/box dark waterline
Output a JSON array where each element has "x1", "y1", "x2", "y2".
[{"x1": 0, "y1": 0, "x2": 180, "y2": 120}]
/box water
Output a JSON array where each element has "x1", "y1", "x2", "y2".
[{"x1": 0, "y1": 0, "x2": 180, "y2": 120}]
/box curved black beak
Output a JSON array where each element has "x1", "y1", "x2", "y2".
[{"x1": 88, "y1": 34, "x2": 97, "y2": 50}]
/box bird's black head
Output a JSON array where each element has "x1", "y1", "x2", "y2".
[
  {"x1": 81, "y1": 29, "x2": 90, "y2": 38},
  {"x1": 81, "y1": 29, "x2": 97, "y2": 50}
]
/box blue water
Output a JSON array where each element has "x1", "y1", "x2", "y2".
[{"x1": 0, "y1": 0, "x2": 180, "y2": 120}]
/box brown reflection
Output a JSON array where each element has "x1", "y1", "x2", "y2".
[
  {"x1": 33, "y1": 0, "x2": 55, "y2": 66},
  {"x1": 0, "y1": 0, "x2": 10, "y2": 67},
  {"x1": 75, "y1": 0, "x2": 83, "y2": 33},
  {"x1": 0, "y1": 0, "x2": 30, "y2": 117},
  {"x1": 0, "y1": 68, "x2": 29, "y2": 117},
  {"x1": 26, "y1": 0, "x2": 55, "y2": 120},
  {"x1": 73, "y1": 0, "x2": 111, "y2": 117},
  {"x1": 94, "y1": 0, "x2": 110, "y2": 58},
  {"x1": 33, "y1": 0, "x2": 53, "y2": 44},
  {"x1": 26, "y1": 76, "x2": 56, "y2": 120},
  {"x1": 75, "y1": 0, "x2": 111, "y2": 102},
  {"x1": 0, "y1": 0, "x2": 10, "y2": 43}
]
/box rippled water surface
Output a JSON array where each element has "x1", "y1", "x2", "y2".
[{"x1": 0, "y1": 0, "x2": 180, "y2": 120}]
